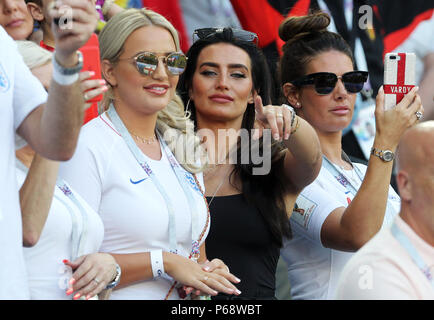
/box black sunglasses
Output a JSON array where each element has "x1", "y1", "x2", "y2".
[
  {"x1": 291, "y1": 71, "x2": 369, "y2": 95},
  {"x1": 192, "y1": 27, "x2": 259, "y2": 45},
  {"x1": 118, "y1": 51, "x2": 188, "y2": 76}
]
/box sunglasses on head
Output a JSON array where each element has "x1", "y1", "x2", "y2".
[
  {"x1": 119, "y1": 51, "x2": 188, "y2": 76},
  {"x1": 291, "y1": 71, "x2": 369, "y2": 95},
  {"x1": 192, "y1": 27, "x2": 259, "y2": 45}
]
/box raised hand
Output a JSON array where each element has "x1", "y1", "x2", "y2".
[
  {"x1": 48, "y1": 0, "x2": 98, "y2": 65},
  {"x1": 253, "y1": 95, "x2": 295, "y2": 141},
  {"x1": 374, "y1": 86, "x2": 423, "y2": 149}
]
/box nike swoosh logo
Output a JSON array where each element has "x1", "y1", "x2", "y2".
[{"x1": 130, "y1": 178, "x2": 147, "y2": 184}]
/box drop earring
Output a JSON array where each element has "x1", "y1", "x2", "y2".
[{"x1": 185, "y1": 98, "x2": 191, "y2": 117}]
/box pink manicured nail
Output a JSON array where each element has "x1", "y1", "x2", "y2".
[
  {"x1": 99, "y1": 79, "x2": 106, "y2": 85},
  {"x1": 62, "y1": 259, "x2": 69, "y2": 264},
  {"x1": 73, "y1": 293, "x2": 81, "y2": 300},
  {"x1": 69, "y1": 278, "x2": 76, "y2": 285},
  {"x1": 101, "y1": 85, "x2": 109, "y2": 92},
  {"x1": 66, "y1": 288, "x2": 73, "y2": 295}
]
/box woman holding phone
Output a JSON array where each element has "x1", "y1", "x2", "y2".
[{"x1": 277, "y1": 12, "x2": 424, "y2": 300}]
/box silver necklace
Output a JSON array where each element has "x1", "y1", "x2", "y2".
[{"x1": 207, "y1": 166, "x2": 232, "y2": 206}]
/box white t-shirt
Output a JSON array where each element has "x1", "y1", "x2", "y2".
[
  {"x1": 59, "y1": 113, "x2": 209, "y2": 300},
  {"x1": 16, "y1": 165, "x2": 104, "y2": 300},
  {"x1": 280, "y1": 162, "x2": 401, "y2": 300},
  {"x1": 335, "y1": 215, "x2": 434, "y2": 300},
  {"x1": 0, "y1": 27, "x2": 48, "y2": 300}
]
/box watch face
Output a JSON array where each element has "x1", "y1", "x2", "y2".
[{"x1": 382, "y1": 150, "x2": 394, "y2": 162}]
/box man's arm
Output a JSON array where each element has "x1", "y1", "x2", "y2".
[{"x1": 17, "y1": 0, "x2": 98, "y2": 160}]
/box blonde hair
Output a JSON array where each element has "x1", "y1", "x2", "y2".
[
  {"x1": 98, "y1": 8, "x2": 205, "y2": 173},
  {"x1": 16, "y1": 40, "x2": 52, "y2": 69}
]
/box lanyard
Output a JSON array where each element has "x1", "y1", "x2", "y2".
[
  {"x1": 56, "y1": 179, "x2": 89, "y2": 260},
  {"x1": 322, "y1": 153, "x2": 398, "y2": 226},
  {"x1": 322, "y1": 154, "x2": 364, "y2": 197},
  {"x1": 391, "y1": 221, "x2": 434, "y2": 289},
  {"x1": 107, "y1": 104, "x2": 202, "y2": 258},
  {"x1": 16, "y1": 160, "x2": 88, "y2": 261}
]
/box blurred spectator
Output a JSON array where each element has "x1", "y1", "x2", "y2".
[
  {"x1": 15, "y1": 40, "x2": 116, "y2": 300},
  {"x1": 180, "y1": 0, "x2": 241, "y2": 47},
  {"x1": 141, "y1": 0, "x2": 190, "y2": 52},
  {"x1": 336, "y1": 121, "x2": 434, "y2": 300},
  {"x1": 0, "y1": 0, "x2": 34, "y2": 39},
  {"x1": 24, "y1": 0, "x2": 112, "y2": 123},
  {"x1": 379, "y1": 1, "x2": 434, "y2": 120}
]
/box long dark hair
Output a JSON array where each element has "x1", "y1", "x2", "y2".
[{"x1": 178, "y1": 29, "x2": 291, "y2": 246}]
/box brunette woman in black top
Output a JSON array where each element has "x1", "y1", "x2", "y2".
[{"x1": 178, "y1": 28, "x2": 322, "y2": 299}]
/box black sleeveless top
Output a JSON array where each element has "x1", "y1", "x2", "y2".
[{"x1": 205, "y1": 194, "x2": 279, "y2": 300}]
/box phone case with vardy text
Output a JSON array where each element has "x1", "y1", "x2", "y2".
[{"x1": 383, "y1": 52, "x2": 416, "y2": 110}]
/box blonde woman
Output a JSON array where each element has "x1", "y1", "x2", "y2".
[
  {"x1": 59, "y1": 8, "x2": 240, "y2": 300},
  {"x1": 15, "y1": 40, "x2": 117, "y2": 300}
]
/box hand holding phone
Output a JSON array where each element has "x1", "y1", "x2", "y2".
[{"x1": 383, "y1": 52, "x2": 416, "y2": 110}]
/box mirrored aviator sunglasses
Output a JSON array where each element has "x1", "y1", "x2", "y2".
[
  {"x1": 192, "y1": 27, "x2": 259, "y2": 45},
  {"x1": 132, "y1": 52, "x2": 188, "y2": 76},
  {"x1": 291, "y1": 71, "x2": 369, "y2": 95}
]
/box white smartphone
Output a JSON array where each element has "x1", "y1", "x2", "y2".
[{"x1": 383, "y1": 52, "x2": 416, "y2": 110}]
